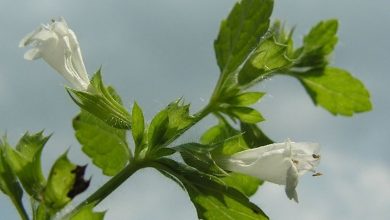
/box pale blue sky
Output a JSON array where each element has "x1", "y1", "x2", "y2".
[{"x1": 1, "y1": 0, "x2": 389, "y2": 219}]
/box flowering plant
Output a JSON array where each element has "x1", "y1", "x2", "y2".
[{"x1": 0, "y1": 0, "x2": 371, "y2": 219}]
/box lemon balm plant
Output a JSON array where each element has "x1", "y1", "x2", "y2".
[{"x1": 0, "y1": 0, "x2": 372, "y2": 219}]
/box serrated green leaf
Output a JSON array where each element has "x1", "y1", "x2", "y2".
[
  {"x1": 222, "y1": 172, "x2": 262, "y2": 197},
  {"x1": 166, "y1": 100, "x2": 194, "y2": 134},
  {"x1": 44, "y1": 153, "x2": 83, "y2": 210},
  {"x1": 132, "y1": 102, "x2": 145, "y2": 150},
  {"x1": 156, "y1": 159, "x2": 268, "y2": 220},
  {"x1": 68, "y1": 70, "x2": 131, "y2": 129},
  {"x1": 147, "y1": 100, "x2": 195, "y2": 154},
  {"x1": 303, "y1": 19, "x2": 338, "y2": 55},
  {"x1": 241, "y1": 122, "x2": 273, "y2": 147},
  {"x1": 225, "y1": 107, "x2": 264, "y2": 123},
  {"x1": 228, "y1": 92, "x2": 264, "y2": 106},
  {"x1": 73, "y1": 110, "x2": 130, "y2": 176},
  {"x1": 4, "y1": 132, "x2": 48, "y2": 198},
  {"x1": 214, "y1": 0, "x2": 273, "y2": 75},
  {"x1": 296, "y1": 20, "x2": 338, "y2": 67},
  {"x1": 298, "y1": 67, "x2": 372, "y2": 116},
  {"x1": 238, "y1": 37, "x2": 292, "y2": 85},
  {"x1": 68, "y1": 203, "x2": 105, "y2": 220},
  {"x1": 147, "y1": 109, "x2": 169, "y2": 149},
  {"x1": 175, "y1": 143, "x2": 226, "y2": 175},
  {"x1": 0, "y1": 141, "x2": 25, "y2": 213}
]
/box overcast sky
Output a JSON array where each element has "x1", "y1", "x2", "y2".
[{"x1": 1, "y1": 0, "x2": 389, "y2": 219}]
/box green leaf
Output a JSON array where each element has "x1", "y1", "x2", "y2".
[
  {"x1": 147, "y1": 100, "x2": 194, "y2": 154},
  {"x1": 296, "y1": 20, "x2": 338, "y2": 67},
  {"x1": 69, "y1": 203, "x2": 105, "y2": 220},
  {"x1": 201, "y1": 118, "x2": 249, "y2": 156},
  {"x1": 224, "y1": 107, "x2": 264, "y2": 123},
  {"x1": 174, "y1": 143, "x2": 226, "y2": 175},
  {"x1": 222, "y1": 173, "x2": 262, "y2": 197},
  {"x1": 156, "y1": 159, "x2": 268, "y2": 220},
  {"x1": 240, "y1": 122, "x2": 273, "y2": 147},
  {"x1": 73, "y1": 110, "x2": 130, "y2": 176},
  {"x1": 0, "y1": 140, "x2": 25, "y2": 214},
  {"x1": 165, "y1": 100, "x2": 194, "y2": 137},
  {"x1": 214, "y1": 0, "x2": 273, "y2": 75},
  {"x1": 201, "y1": 119, "x2": 240, "y2": 145},
  {"x1": 228, "y1": 92, "x2": 264, "y2": 106},
  {"x1": 132, "y1": 102, "x2": 145, "y2": 156},
  {"x1": 4, "y1": 132, "x2": 48, "y2": 198},
  {"x1": 147, "y1": 109, "x2": 169, "y2": 149},
  {"x1": 214, "y1": 134, "x2": 249, "y2": 157},
  {"x1": 297, "y1": 67, "x2": 372, "y2": 116},
  {"x1": 68, "y1": 70, "x2": 131, "y2": 129},
  {"x1": 303, "y1": 19, "x2": 338, "y2": 55},
  {"x1": 44, "y1": 153, "x2": 89, "y2": 210},
  {"x1": 238, "y1": 37, "x2": 293, "y2": 85}
]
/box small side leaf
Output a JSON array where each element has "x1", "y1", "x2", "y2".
[
  {"x1": 238, "y1": 37, "x2": 293, "y2": 85},
  {"x1": 147, "y1": 109, "x2": 169, "y2": 149},
  {"x1": 201, "y1": 119, "x2": 240, "y2": 145},
  {"x1": 228, "y1": 92, "x2": 264, "y2": 106},
  {"x1": 132, "y1": 102, "x2": 145, "y2": 148},
  {"x1": 297, "y1": 67, "x2": 372, "y2": 116},
  {"x1": 241, "y1": 122, "x2": 274, "y2": 147},
  {"x1": 174, "y1": 143, "x2": 226, "y2": 175},
  {"x1": 213, "y1": 134, "x2": 249, "y2": 157},
  {"x1": 165, "y1": 100, "x2": 194, "y2": 139},
  {"x1": 224, "y1": 106, "x2": 264, "y2": 123},
  {"x1": 147, "y1": 99, "x2": 195, "y2": 154},
  {"x1": 0, "y1": 140, "x2": 24, "y2": 211},
  {"x1": 4, "y1": 132, "x2": 48, "y2": 198},
  {"x1": 295, "y1": 19, "x2": 338, "y2": 67}
]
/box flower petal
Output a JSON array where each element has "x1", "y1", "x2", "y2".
[
  {"x1": 67, "y1": 29, "x2": 89, "y2": 83},
  {"x1": 19, "y1": 27, "x2": 42, "y2": 47},
  {"x1": 285, "y1": 163, "x2": 299, "y2": 202},
  {"x1": 24, "y1": 48, "x2": 42, "y2": 60},
  {"x1": 291, "y1": 142, "x2": 320, "y2": 155},
  {"x1": 225, "y1": 149, "x2": 291, "y2": 185}
]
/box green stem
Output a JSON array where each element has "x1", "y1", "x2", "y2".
[
  {"x1": 210, "y1": 71, "x2": 229, "y2": 104},
  {"x1": 66, "y1": 161, "x2": 144, "y2": 218},
  {"x1": 10, "y1": 196, "x2": 29, "y2": 220}
]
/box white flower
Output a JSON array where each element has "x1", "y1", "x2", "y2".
[
  {"x1": 219, "y1": 140, "x2": 321, "y2": 202},
  {"x1": 19, "y1": 17, "x2": 90, "y2": 91}
]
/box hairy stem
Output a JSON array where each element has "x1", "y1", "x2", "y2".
[
  {"x1": 10, "y1": 196, "x2": 29, "y2": 220},
  {"x1": 66, "y1": 161, "x2": 145, "y2": 218}
]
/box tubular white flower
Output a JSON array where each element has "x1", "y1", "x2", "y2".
[
  {"x1": 19, "y1": 17, "x2": 90, "y2": 91},
  {"x1": 219, "y1": 140, "x2": 320, "y2": 202}
]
